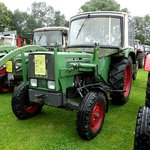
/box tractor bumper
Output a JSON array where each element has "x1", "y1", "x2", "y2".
[{"x1": 29, "y1": 89, "x2": 63, "y2": 107}]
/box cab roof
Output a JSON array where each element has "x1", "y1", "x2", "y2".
[
  {"x1": 33, "y1": 26, "x2": 69, "y2": 32},
  {"x1": 70, "y1": 11, "x2": 131, "y2": 21}
]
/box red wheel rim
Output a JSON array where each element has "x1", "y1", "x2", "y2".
[
  {"x1": 123, "y1": 65, "x2": 131, "y2": 97},
  {"x1": 25, "y1": 103, "x2": 40, "y2": 113},
  {"x1": 0, "y1": 86, "x2": 12, "y2": 93},
  {"x1": 90, "y1": 102, "x2": 104, "y2": 132}
]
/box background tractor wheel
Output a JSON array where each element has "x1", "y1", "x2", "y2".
[
  {"x1": 132, "y1": 61, "x2": 138, "y2": 81},
  {"x1": 12, "y1": 83, "x2": 42, "y2": 120},
  {"x1": 76, "y1": 91, "x2": 106, "y2": 140},
  {"x1": 0, "y1": 76, "x2": 14, "y2": 93},
  {"x1": 146, "y1": 72, "x2": 150, "y2": 107},
  {"x1": 0, "y1": 85, "x2": 14, "y2": 93},
  {"x1": 134, "y1": 106, "x2": 150, "y2": 150},
  {"x1": 137, "y1": 53, "x2": 144, "y2": 68},
  {"x1": 109, "y1": 57, "x2": 132, "y2": 105}
]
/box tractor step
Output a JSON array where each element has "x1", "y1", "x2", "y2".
[{"x1": 65, "y1": 99, "x2": 79, "y2": 110}]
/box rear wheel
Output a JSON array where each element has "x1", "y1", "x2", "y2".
[
  {"x1": 76, "y1": 91, "x2": 106, "y2": 140},
  {"x1": 132, "y1": 61, "x2": 138, "y2": 80},
  {"x1": 146, "y1": 72, "x2": 150, "y2": 107},
  {"x1": 12, "y1": 83, "x2": 42, "y2": 120},
  {"x1": 137, "y1": 53, "x2": 144, "y2": 68},
  {"x1": 134, "y1": 106, "x2": 150, "y2": 150},
  {"x1": 109, "y1": 57, "x2": 132, "y2": 105}
]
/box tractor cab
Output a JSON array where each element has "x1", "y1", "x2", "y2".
[
  {"x1": 0, "y1": 34, "x2": 17, "y2": 46},
  {"x1": 68, "y1": 11, "x2": 134, "y2": 53},
  {"x1": 0, "y1": 31, "x2": 28, "y2": 48},
  {"x1": 33, "y1": 27, "x2": 69, "y2": 51}
]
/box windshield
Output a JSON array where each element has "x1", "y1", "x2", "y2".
[
  {"x1": 33, "y1": 31, "x2": 62, "y2": 46},
  {"x1": 68, "y1": 17, "x2": 121, "y2": 47},
  {"x1": 0, "y1": 38, "x2": 14, "y2": 46},
  {"x1": 145, "y1": 47, "x2": 150, "y2": 51}
]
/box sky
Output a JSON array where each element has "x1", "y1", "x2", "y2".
[{"x1": 0, "y1": 0, "x2": 150, "y2": 20}]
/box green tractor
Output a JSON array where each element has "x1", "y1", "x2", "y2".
[
  {"x1": 0, "y1": 27, "x2": 68, "y2": 92},
  {"x1": 0, "y1": 30, "x2": 32, "y2": 93},
  {"x1": 0, "y1": 11, "x2": 137, "y2": 140}
]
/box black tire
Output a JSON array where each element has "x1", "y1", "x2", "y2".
[
  {"x1": 12, "y1": 83, "x2": 42, "y2": 120},
  {"x1": 109, "y1": 57, "x2": 132, "y2": 105},
  {"x1": 0, "y1": 85, "x2": 14, "y2": 93},
  {"x1": 146, "y1": 72, "x2": 150, "y2": 107},
  {"x1": 134, "y1": 106, "x2": 150, "y2": 150},
  {"x1": 133, "y1": 61, "x2": 138, "y2": 81},
  {"x1": 137, "y1": 53, "x2": 144, "y2": 68},
  {"x1": 0, "y1": 76, "x2": 14, "y2": 93},
  {"x1": 76, "y1": 91, "x2": 106, "y2": 140}
]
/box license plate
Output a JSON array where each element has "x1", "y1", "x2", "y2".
[
  {"x1": 6, "y1": 61, "x2": 12, "y2": 73},
  {"x1": 34, "y1": 55, "x2": 46, "y2": 76}
]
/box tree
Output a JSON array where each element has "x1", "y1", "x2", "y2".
[
  {"x1": 53, "y1": 11, "x2": 68, "y2": 26},
  {"x1": 31, "y1": 2, "x2": 55, "y2": 27},
  {"x1": 12, "y1": 9, "x2": 38, "y2": 38},
  {"x1": 134, "y1": 15, "x2": 150, "y2": 45},
  {"x1": 31, "y1": 2, "x2": 68, "y2": 27},
  {"x1": 0, "y1": 2, "x2": 13, "y2": 32},
  {"x1": 80, "y1": 0, "x2": 120, "y2": 12}
]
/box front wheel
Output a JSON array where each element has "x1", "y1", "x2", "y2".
[
  {"x1": 12, "y1": 83, "x2": 42, "y2": 120},
  {"x1": 0, "y1": 76, "x2": 14, "y2": 93},
  {"x1": 134, "y1": 106, "x2": 150, "y2": 150},
  {"x1": 76, "y1": 91, "x2": 106, "y2": 140}
]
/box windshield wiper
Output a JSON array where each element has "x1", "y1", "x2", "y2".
[
  {"x1": 76, "y1": 14, "x2": 90, "y2": 39},
  {"x1": 38, "y1": 33, "x2": 44, "y2": 45}
]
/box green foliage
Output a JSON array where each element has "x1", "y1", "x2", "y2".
[
  {"x1": 120, "y1": 8, "x2": 129, "y2": 13},
  {"x1": 134, "y1": 15, "x2": 150, "y2": 45},
  {"x1": 0, "y1": 2, "x2": 68, "y2": 38},
  {"x1": 54, "y1": 11, "x2": 69, "y2": 27},
  {"x1": 31, "y1": 2, "x2": 55, "y2": 27},
  {"x1": 12, "y1": 9, "x2": 38, "y2": 39},
  {"x1": 0, "y1": 2, "x2": 13, "y2": 31},
  {"x1": 80, "y1": 0, "x2": 120, "y2": 12},
  {"x1": 0, "y1": 69, "x2": 147, "y2": 149},
  {"x1": 31, "y1": 2, "x2": 68, "y2": 27}
]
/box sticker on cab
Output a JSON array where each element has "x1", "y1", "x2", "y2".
[
  {"x1": 6, "y1": 61, "x2": 12, "y2": 73},
  {"x1": 34, "y1": 55, "x2": 46, "y2": 76}
]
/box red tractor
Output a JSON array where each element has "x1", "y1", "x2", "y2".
[{"x1": 134, "y1": 46, "x2": 150, "y2": 150}]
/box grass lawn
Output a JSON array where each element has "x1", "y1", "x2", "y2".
[{"x1": 0, "y1": 69, "x2": 148, "y2": 150}]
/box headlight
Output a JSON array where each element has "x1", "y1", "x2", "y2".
[
  {"x1": 15, "y1": 63, "x2": 22, "y2": 69},
  {"x1": 47, "y1": 81, "x2": 55, "y2": 90},
  {"x1": 30, "y1": 79, "x2": 37, "y2": 87}
]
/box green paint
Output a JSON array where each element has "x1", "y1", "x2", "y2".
[
  {"x1": 0, "y1": 45, "x2": 47, "y2": 67},
  {"x1": 0, "y1": 45, "x2": 17, "y2": 53}
]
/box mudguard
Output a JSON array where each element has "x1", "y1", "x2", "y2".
[
  {"x1": 0, "y1": 45, "x2": 47, "y2": 67},
  {"x1": 144, "y1": 54, "x2": 150, "y2": 71},
  {"x1": 0, "y1": 45, "x2": 18, "y2": 53},
  {"x1": 0, "y1": 66, "x2": 6, "y2": 79}
]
